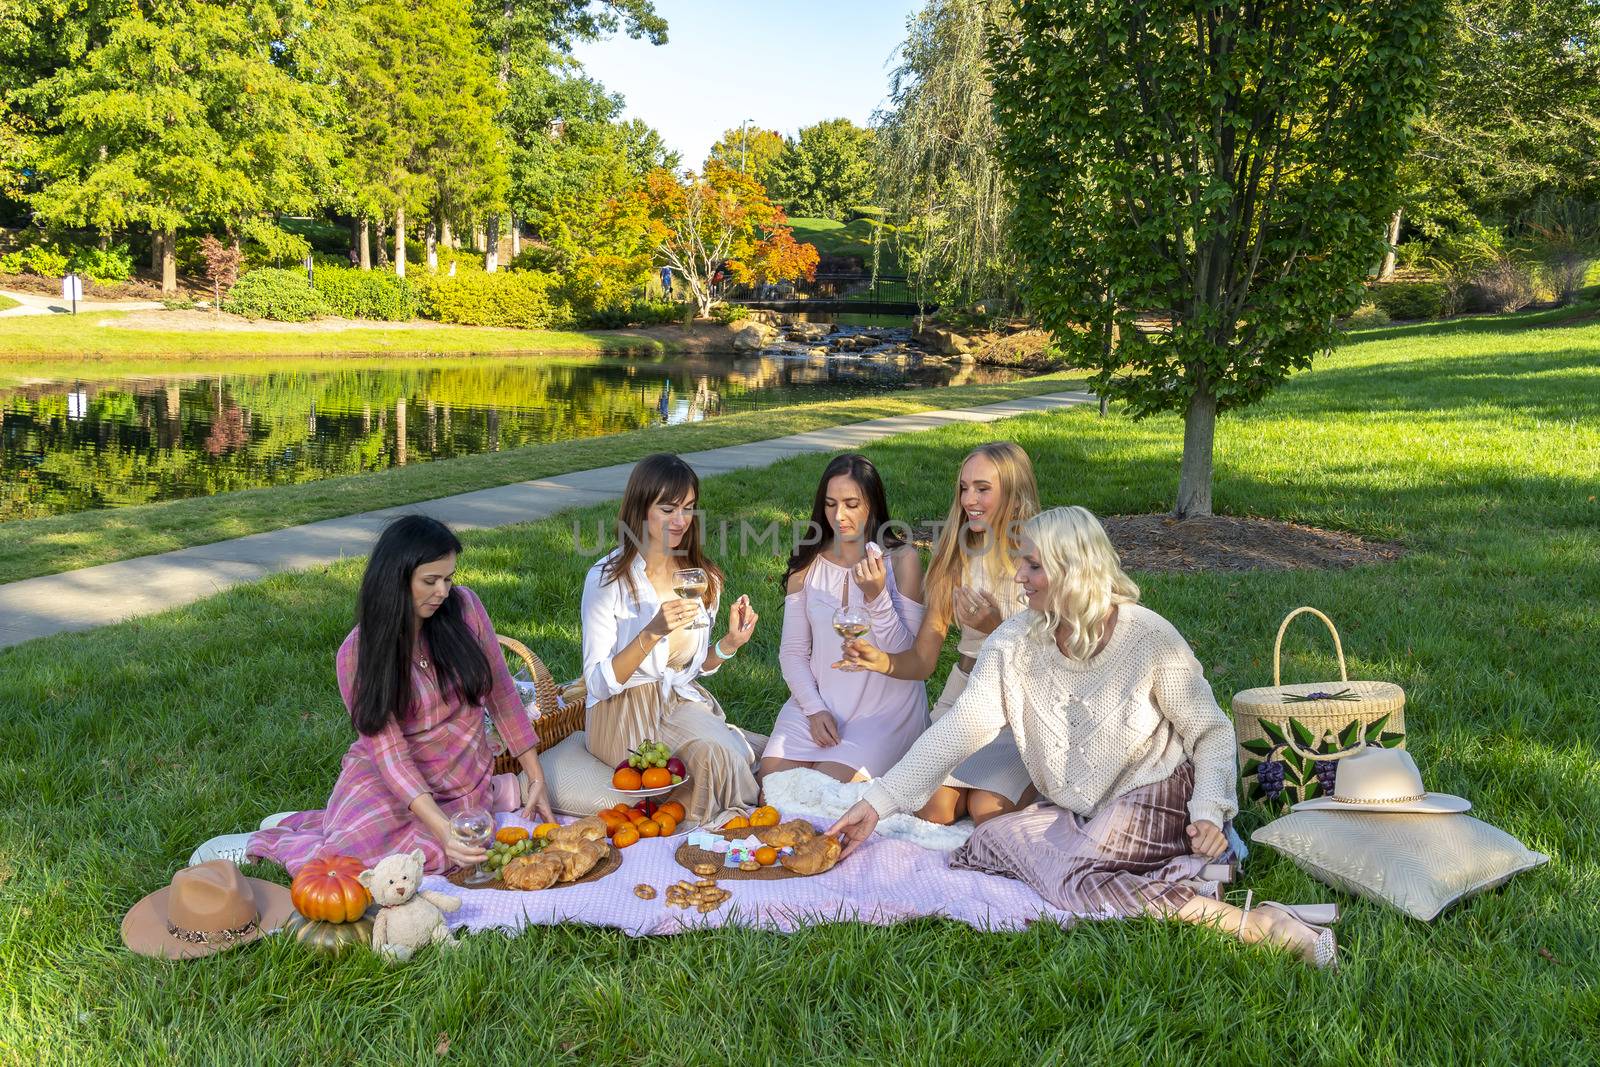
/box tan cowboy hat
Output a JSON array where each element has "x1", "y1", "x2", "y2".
[
  {"x1": 122, "y1": 860, "x2": 293, "y2": 959},
  {"x1": 1293, "y1": 747, "x2": 1470, "y2": 815}
]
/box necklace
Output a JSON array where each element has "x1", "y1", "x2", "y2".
[{"x1": 417, "y1": 656, "x2": 429, "y2": 670}]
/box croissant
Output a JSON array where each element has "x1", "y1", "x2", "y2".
[
  {"x1": 548, "y1": 816, "x2": 607, "y2": 848},
  {"x1": 501, "y1": 853, "x2": 563, "y2": 891},
  {"x1": 551, "y1": 839, "x2": 608, "y2": 881},
  {"x1": 754, "y1": 820, "x2": 817, "y2": 849},
  {"x1": 778, "y1": 833, "x2": 842, "y2": 876}
]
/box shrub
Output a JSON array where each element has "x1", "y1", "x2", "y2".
[
  {"x1": 0, "y1": 249, "x2": 22, "y2": 274},
  {"x1": 223, "y1": 267, "x2": 328, "y2": 321},
  {"x1": 313, "y1": 266, "x2": 417, "y2": 321},
  {"x1": 437, "y1": 248, "x2": 485, "y2": 273},
  {"x1": 69, "y1": 243, "x2": 134, "y2": 284},
  {"x1": 1540, "y1": 251, "x2": 1593, "y2": 307},
  {"x1": 846, "y1": 205, "x2": 886, "y2": 222},
  {"x1": 9, "y1": 244, "x2": 70, "y2": 278},
  {"x1": 711, "y1": 304, "x2": 750, "y2": 324},
  {"x1": 1466, "y1": 258, "x2": 1537, "y2": 313},
  {"x1": 1368, "y1": 280, "x2": 1447, "y2": 321},
  {"x1": 1344, "y1": 303, "x2": 1390, "y2": 329},
  {"x1": 508, "y1": 246, "x2": 562, "y2": 273},
  {"x1": 413, "y1": 269, "x2": 568, "y2": 328},
  {"x1": 585, "y1": 299, "x2": 688, "y2": 329}
]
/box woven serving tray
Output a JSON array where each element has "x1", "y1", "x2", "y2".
[
  {"x1": 672, "y1": 827, "x2": 822, "y2": 881},
  {"x1": 445, "y1": 844, "x2": 621, "y2": 891}
]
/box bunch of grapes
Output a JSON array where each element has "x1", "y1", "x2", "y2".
[
  {"x1": 628, "y1": 739, "x2": 672, "y2": 771},
  {"x1": 484, "y1": 836, "x2": 540, "y2": 873},
  {"x1": 1256, "y1": 759, "x2": 1286, "y2": 800},
  {"x1": 1314, "y1": 760, "x2": 1339, "y2": 795}
]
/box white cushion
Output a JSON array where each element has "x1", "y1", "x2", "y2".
[
  {"x1": 1252, "y1": 810, "x2": 1548, "y2": 921},
  {"x1": 526, "y1": 731, "x2": 626, "y2": 817}
]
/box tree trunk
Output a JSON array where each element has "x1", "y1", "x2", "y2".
[
  {"x1": 441, "y1": 218, "x2": 454, "y2": 251},
  {"x1": 349, "y1": 217, "x2": 360, "y2": 264},
  {"x1": 426, "y1": 218, "x2": 438, "y2": 272},
  {"x1": 485, "y1": 217, "x2": 499, "y2": 273},
  {"x1": 1173, "y1": 386, "x2": 1217, "y2": 518},
  {"x1": 1378, "y1": 208, "x2": 1403, "y2": 280},
  {"x1": 159, "y1": 230, "x2": 177, "y2": 294},
  {"x1": 394, "y1": 207, "x2": 407, "y2": 279},
  {"x1": 359, "y1": 219, "x2": 372, "y2": 270},
  {"x1": 510, "y1": 214, "x2": 521, "y2": 257},
  {"x1": 375, "y1": 219, "x2": 389, "y2": 269},
  {"x1": 150, "y1": 229, "x2": 161, "y2": 275}
]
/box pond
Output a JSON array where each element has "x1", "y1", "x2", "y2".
[{"x1": 0, "y1": 351, "x2": 1019, "y2": 521}]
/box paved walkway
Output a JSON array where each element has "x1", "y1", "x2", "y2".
[
  {"x1": 0, "y1": 287, "x2": 166, "y2": 317},
  {"x1": 0, "y1": 390, "x2": 1094, "y2": 648}
]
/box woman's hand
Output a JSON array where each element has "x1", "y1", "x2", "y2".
[
  {"x1": 836, "y1": 636, "x2": 889, "y2": 674},
  {"x1": 954, "y1": 585, "x2": 1004, "y2": 634},
  {"x1": 1186, "y1": 819, "x2": 1227, "y2": 859},
  {"x1": 807, "y1": 710, "x2": 841, "y2": 748},
  {"x1": 826, "y1": 799, "x2": 879, "y2": 860},
  {"x1": 440, "y1": 829, "x2": 488, "y2": 868},
  {"x1": 852, "y1": 553, "x2": 887, "y2": 603},
  {"x1": 521, "y1": 773, "x2": 554, "y2": 824},
  {"x1": 645, "y1": 596, "x2": 700, "y2": 639},
  {"x1": 719, "y1": 594, "x2": 759, "y2": 652}
]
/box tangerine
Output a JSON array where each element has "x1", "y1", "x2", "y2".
[
  {"x1": 721, "y1": 815, "x2": 750, "y2": 831},
  {"x1": 754, "y1": 846, "x2": 778, "y2": 866},
  {"x1": 750, "y1": 805, "x2": 780, "y2": 827},
  {"x1": 495, "y1": 826, "x2": 530, "y2": 845},
  {"x1": 612, "y1": 767, "x2": 643, "y2": 791},
  {"x1": 637, "y1": 819, "x2": 661, "y2": 838},
  {"x1": 613, "y1": 825, "x2": 640, "y2": 848},
  {"x1": 597, "y1": 810, "x2": 626, "y2": 834},
  {"x1": 626, "y1": 809, "x2": 647, "y2": 823},
  {"x1": 640, "y1": 767, "x2": 672, "y2": 790},
  {"x1": 531, "y1": 823, "x2": 560, "y2": 839},
  {"x1": 655, "y1": 813, "x2": 677, "y2": 836},
  {"x1": 658, "y1": 801, "x2": 687, "y2": 823}
]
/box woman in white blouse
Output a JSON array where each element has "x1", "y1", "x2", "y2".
[
  {"x1": 581, "y1": 453, "x2": 760, "y2": 823},
  {"x1": 832, "y1": 506, "x2": 1338, "y2": 968}
]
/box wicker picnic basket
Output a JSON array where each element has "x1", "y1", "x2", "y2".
[
  {"x1": 490, "y1": 635, "x2": 588, "y2": 775},
  {"x1": 1231, "y1": 607, "x2": 1406, "y2": 809}
]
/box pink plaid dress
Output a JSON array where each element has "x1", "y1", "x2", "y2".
[{"x1": 248, "y1": 586, "x2": 538, "y2": 876}]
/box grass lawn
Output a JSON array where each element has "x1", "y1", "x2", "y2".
[
  {"x1": 0, "y1": 373, "x2": 1077, "y2": 585},
  {"x1": 789, "y1": 216, "x2": 902, "y2": 274},
  {"x1": 2, "y1": 313, "x2": 1597, "y2": 1062},
  {"x1": 0, "y1": 293, "x2": 18, "y2": 312},
  {"x1": 0, "y1": 310, "x2": 675, "y2": 369}
]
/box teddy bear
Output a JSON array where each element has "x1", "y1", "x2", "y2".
[{"x1": 357, "y1": 849, "x2": 463, "y2": 963}]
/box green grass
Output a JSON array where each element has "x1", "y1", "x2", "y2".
[
  {"x1": 0, "y1": 293, "x2": 18, "y2": 312},
  {"x1": 2, "y1": 315, "x2": 1598, "y2": 1062},
  {"x1": 0, "y1": 373, "x2": 1079, "y2": 584},
  {"x1": 0, "y1": 310, "x2": 675, "y2": 370},
  {"x1": 789, "y1": 216, "x2": 902, "y2": 274}
]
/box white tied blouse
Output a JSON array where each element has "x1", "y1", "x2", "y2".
[{"x1": 580, "y1": 552, "x2": 721, "y2": 705}]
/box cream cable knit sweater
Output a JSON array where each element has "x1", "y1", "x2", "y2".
[{"x1": 863, "y1": 604, "x2": 1239, "y2": 828}]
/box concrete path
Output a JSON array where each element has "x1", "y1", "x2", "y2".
[
  {"x1": 0, "y1": 390, "x2": 1094, "y2": 648},
  {"x1": 0, "y1": 287, "x2": 166, "y2": 317}
]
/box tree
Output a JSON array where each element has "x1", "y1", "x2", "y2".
[
  {"x1": 728, "y1": 220, "x2": 819, "y2": 289},
  {"x1": 25, "y1": 1, "x2": 334, "y2": 291},
  {"x1": 991, "y1": 0, "x2": 1442, "y2": 518},
  {"x1": 876, "y1": 0, "x2": 1017, "y2": 310},
  {"x1": 705, "y1": 126, "x2": 784, "y2": 189},
  {"x1": 646, "y1": 162, "x2": 815, "y2": 316},
  {"x1": 769, "y1": 118, "x2": 877, "y2": 221}
]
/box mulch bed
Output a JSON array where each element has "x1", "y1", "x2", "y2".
[{"x1": 1102, "y1": 514, "x2": 1403, "y2": 573}]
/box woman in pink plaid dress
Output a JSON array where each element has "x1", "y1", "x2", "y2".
[{"x1": 250, "y1": 516, "x2": 554, "y2": 876}]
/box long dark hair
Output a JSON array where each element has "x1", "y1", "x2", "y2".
[
  {"x1": 352, "y1": 515, "x2": 491, "y2": 736},
  {"x1": 601, "y1": 453, "x2": 723, "y2": 605},
  {"x1": 781, "y1": 453, "x2": 903, "y2": 590}
]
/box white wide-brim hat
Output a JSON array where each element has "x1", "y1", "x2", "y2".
[{"x1": 1293, "y1": 747, "x2": 1470, "y2": 814}]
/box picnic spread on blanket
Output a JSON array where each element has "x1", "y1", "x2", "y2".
[{"x1": 134, "y1": 454, "x2": 1548, "y2": 969}]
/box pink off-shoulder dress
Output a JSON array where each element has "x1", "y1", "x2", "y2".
[
  {"x1": 248, "y1": 586, "x2": 537, "y2": 876},
  {"x1": 760, "y1": 552, "x2": 928, "y2": 776}
]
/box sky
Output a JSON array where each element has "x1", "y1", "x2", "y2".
[{"x1": 571, "y1": 0, "x2": 922, "y2": 170}]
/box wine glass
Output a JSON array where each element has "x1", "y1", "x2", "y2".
[
  {"x1": 832, "y1": 604, "x2": 870, "y2": 670},
  {"x1": 673, "y1": 567, "x2": 709, "y2": 630},
  {"x1": 449, "y1": 807, "x2": 495, "y2": 885}
]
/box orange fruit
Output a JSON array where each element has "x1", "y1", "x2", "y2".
[
  {"x1": 750, "y1": 805, "x2": 780, "y2": 827},
  {"x1": 637, "y1": 819, "x2": 661, "y2": 838},
  {"x1": 655, "y1": 813, "x2": 677, "y2": 836},
  {"x1": 626, "y1": 809, "x2": 647, "y2": 824},
  {"x1": 754, "y1": 846, "x2": 778, "y2": 866},
  {"x1": 531, "y1": 823, "x2": 559, "y2": 839},
  {"x1": 597, "y1": 810, "x2": 626, "y2": 834},
  {"x1": 640, "y1": 767, "x2": 672, "y2": 790},
  {"x1": 613, "y1": 825, "x2": 640, "y2": 848},
  {"x1": 721, "y1": 815, "x2": 750, "y2": 831},
  {"x1": 495, "y1": 826, "x2": 530, "y2": 845},
  {"x1": 612, "y1": 767, "x2": 643, "y2": 791},
  {"x1": 658, "y1": 801, "x2": 686, "y2": 823}
]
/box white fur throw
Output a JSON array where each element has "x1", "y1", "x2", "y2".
[{"x1": 761, "y1": 769, "x2": 974, "y2": 851}]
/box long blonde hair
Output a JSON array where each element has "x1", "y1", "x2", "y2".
[
  {"x1": 925, "y1": 441, "x2": 1040, "y2": 628},
  {"x1": 1022, "y1": 506, "x2": 1140, "y2": 659}
]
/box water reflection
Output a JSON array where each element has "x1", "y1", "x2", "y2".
[{"x1": 1, "y1": 352, "x2": 1017, "y2": 520}]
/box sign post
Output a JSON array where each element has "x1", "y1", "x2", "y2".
[{"x1": 62, "y1": 272, "x2": 82, "y2": 315}]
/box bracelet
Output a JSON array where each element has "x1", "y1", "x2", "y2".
[{"x1": 714, "y1": 637, "x2": 736, "y2": 660}]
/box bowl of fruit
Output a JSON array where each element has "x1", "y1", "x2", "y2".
[{"x1": 610, "y1": 738, "x2": 688, "y2": 798}]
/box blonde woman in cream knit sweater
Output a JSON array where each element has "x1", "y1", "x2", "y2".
[{"x1": 830, "y1": 506, "x2": 1337, "y2": 968}]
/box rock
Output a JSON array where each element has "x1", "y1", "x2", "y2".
[
  {"x1": 784, "y1": 321, "x2": 830, "y2": 342},
  {"x1": 808, "y1": 346, "x2": 830, "y2": 358},
  {"x1": 730, "y1": 320, "x2": 779, "y2": 351},
  {"x1": 912, "y1": 327, "x2": 975, "y2": 356}
]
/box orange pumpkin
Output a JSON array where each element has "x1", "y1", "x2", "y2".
[
  {"x1": 496, "y1": 826, "x2": 530, "y2": 845},
  {"x1": 290, "y1": 855, "x2": 372, "y2": 924},
  {"x1": 750, "y1": 806, "x2": 780, "y2": 827}
]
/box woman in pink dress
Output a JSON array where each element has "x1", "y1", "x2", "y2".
[
  {"x1": 249, "y1": 515, "x2": 554, "y2": 876},
  {"x1": 758, "y1": 454, "x2": 927, "y2": 782}
]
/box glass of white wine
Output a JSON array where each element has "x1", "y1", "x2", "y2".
[
  {"x1": 832, "y1": 604, "x2": 870, "y2": 670},
  {"x1": 673, "y1": 567, "x2": 709, "y2": 630},
  {"x1": 449, "y1": 807, "x2": 496, "y2": 885}
]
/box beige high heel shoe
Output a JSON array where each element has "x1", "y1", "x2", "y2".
[{"x1": 1238, "y1": 890, "x2": 1339, "y2": 970}]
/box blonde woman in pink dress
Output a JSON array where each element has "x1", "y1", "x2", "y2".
[
  {"x1": 759, "y1": 454, "x2": 927, "y2": 782},
  {"x1": 247, "y1": 516, "x2": 553, "y2": 876}
]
